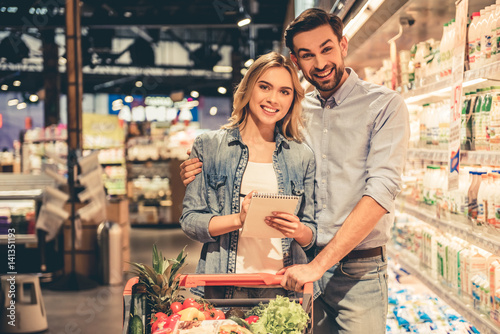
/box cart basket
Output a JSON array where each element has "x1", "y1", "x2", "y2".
[{"x1": 123, "y1": 273, "x2": 314, "y2": 334}]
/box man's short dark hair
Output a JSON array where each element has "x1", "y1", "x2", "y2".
[{"x1": 285, "y1": 8, "x2": 344, "y2": 54}]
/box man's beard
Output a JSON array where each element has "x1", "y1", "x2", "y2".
[{"x1": 308, "y1": 63, "x2": 345, "y2": 93}]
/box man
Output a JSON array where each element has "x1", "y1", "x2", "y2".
[{"x1": 180, "y1": 8, "x2": 409, "y2": 334}]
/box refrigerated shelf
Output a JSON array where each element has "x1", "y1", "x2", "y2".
[
  {"x1": 395, "y1": 197, "x2": 500, "y2": 255},
  {"x1": 388, "y1": 244, "x2": 500, "y2": 334}
]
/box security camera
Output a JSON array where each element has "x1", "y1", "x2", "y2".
[{"x1": 400, "y1": 15, "x2": 415, "y2": 27}]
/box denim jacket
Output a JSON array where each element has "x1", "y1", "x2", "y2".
[{"x1": 180, "y1": 127, "x2": 317, "y2": 298}]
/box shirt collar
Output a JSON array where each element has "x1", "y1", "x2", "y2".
[
  {"x1": 227, "y1": 125, "x2": 289, "y2": 148},
  {"x1": 313, "y1": 67, "x2": 358, "y2": 107}
]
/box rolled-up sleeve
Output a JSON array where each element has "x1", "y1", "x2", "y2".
[
  {"x1": 364, "y1": 93, "x2": 409, "y2": 212},
  {"x1": 180, "y1": 136, "x2": 218, "y2": 244}
]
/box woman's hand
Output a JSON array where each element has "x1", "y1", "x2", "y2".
[
  {"x1": 265, "y1": 212, "x2": 305, "y2": 239},
  {"x1": 239, "y1": 191, "x2": 256, "y2": 225}
]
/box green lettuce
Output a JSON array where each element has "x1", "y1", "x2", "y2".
[{"x1": 250, "y1": 295, "x2": 309, "y2": 334}]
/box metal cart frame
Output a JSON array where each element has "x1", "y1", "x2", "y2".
[{"x1": 123, "y1": 273, "x2": 314, "y2": 333}]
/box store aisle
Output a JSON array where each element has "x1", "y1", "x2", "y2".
[{"x1": 41, "y1": 227, "x2": 202, "y2": 334}]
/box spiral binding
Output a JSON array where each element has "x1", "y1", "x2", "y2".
[{"x1": 253, "y1": 192, "x2": 300, "y2": 200}]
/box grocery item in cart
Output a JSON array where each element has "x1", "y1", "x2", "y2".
[{"x1": 172, "y1": 319, "x2": 252, "y2": 334}]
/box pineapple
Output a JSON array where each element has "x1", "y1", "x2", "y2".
[{"x1": 130, "y1": 244, "x2": 188, "y2": 314}]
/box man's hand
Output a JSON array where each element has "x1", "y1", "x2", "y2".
[
  {"x1": 180, "y1": 158, "x2": 202, "y2": 186},
  {"x1": 277, "y1": 263, "x2": 324, "y2": 292}
]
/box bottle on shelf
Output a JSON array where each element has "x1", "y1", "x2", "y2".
[
  {"x1": 477, "y1": 173, "x2": 489, "y2": 224},
  {"x1": 490, "y1": 90, "x2": 500, "y2": 151},
  {"x1": 469, "y1": 12, "x2": 481, "y2": 70},
  {"x1": 474, "y1": 9, "x2": 486, "y2": 69},
  {"x1": 486, "y1": 172, "x2": 497, "y2": 227},
  {"x1": 480, "y1": 87, "x2": 493, "y2": 151},
  {"x1": 461, "y1": 92, "x2": 473, "y2": 151},
  {"x1": 438, "y1": 101, "x2": 450, "y2": 149},
  {"x1": 472, "y1": 88, "x2": 484, "y2": 151},
  {"x1": 480, "y1": 6, "x2": 494, "y2": 66},
  {"x1": 494, "y1": 173, "x2": 500, "y2": 227},
  {"x1": 494, "y1": 0, "x2": 500, "y2": 62},
  {"x1": 440, "y1": 21, "x2": 450, "y2": 77}
]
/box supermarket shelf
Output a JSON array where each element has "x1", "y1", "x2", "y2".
[
  {"x1": 0, "y1": 234, "x2": 37, "y2": 245},
  {"x1": 461, "y1": 151, "x2": 500, "y2": 166},
  {"x1": 402, "y1": 60, "x2": 500, "y2": 105},
  {"x1": 464, "y1": 60, "x2": 500, "y2": 82},
  {"x1": 403, "y1": 77, "x2": 453, "y2": 101},
  {"x1": 407, "y1": 148, "x2": 500, "y2": 166},
  {"x1": 407, "y1": 149, "x2": 449, "y2": 163},
  {"x1": 387, "y1": 244, "x2": 500, "y2": 334},
  {"x1": 395, "y1": 197, "x2": 500, "y2": 255}
]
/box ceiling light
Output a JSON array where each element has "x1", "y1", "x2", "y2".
[
  {"x1": 124, "y1": 95, "x2": 134, "y2": 103},
  {"x1": 29, "y1": 94, "x2": 38, "y2": 102},
  {"x1": 135, "y1": 81, "x2": 143, "y2": 88},
  {"x1": 124, "y1": 11, "x2": 132, "y2": 18},
  {"x1": 1, "y1": 84, "x2": 7, "y2": 91},
  {"x1": 218, "y1": 87, "x2": 227, "y2": 94},
  {"x1": 190, "y1": 91, "x2": 199, "y2": 98},
  {"x1": 213, "y1": 65, "x2": 233, "y2": 73},
  {"x1": 13, "y1": 80, "x2": 21, "y2": 87},
  {"x1": 237, "y1": 8, "x2": 252, "y2": 27},
  {"x1": 236, "y1": 0, "x2": 252, "y2": 27},
  {"x1": 209, "y1": 107, "x2": 218, "y2": 115},
  {"x1": 8, "y1": 99, "x2": 19, "y2": 106},
  {"x1": 59, "y1": 57, "x2": 67, "y2": 65},
  {"x1": 244, "y1": 59, "x2": 254, "y2": 68},
  {"x1": 17, "y1": 102, "x2": 27, "y2": 110},
  {"x1": 343, "y1": 0, "x2": 384, "y2": 40},
  {"x1": 237, "y1": 14, "x2": 251, "y2": 27},
  {"x1": 240, "y1": 68, "x2": 248, "y2": 76}
]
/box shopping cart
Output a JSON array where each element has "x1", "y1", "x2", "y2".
[{"x1": 123, "y1": 273, "x2": 314, "y2": 334}]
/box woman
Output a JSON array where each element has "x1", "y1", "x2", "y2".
[{"x1": 180, "y1": 51, "x2": 316, "y2": 299}]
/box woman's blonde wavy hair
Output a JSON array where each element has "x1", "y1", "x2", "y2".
[{"x1": 221, "y1": 51, "x2": 305, "y2": 142}]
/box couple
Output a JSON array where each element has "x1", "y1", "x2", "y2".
[{"x1": 180, "y1": 8, "x2": 409, "y2": 334}]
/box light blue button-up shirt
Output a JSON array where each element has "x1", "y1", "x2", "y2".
[{"x1": 302, "y1": 68, "x2": 409, "y2": 249}]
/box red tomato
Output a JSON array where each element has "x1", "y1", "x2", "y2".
[
  {"x1": 245, "y1": 315, "x2": 259, "y2": 324},
  {"x1": 182, "y1": 298, "x2": 200, "y2": 310},
  {"x1": 213, "y1": 309, "x2": 225, "y2": 320},
  {"x1": 153, "y1": 312, "x2": 169, "y2": 322},
  {"x1": 170, "y1": 301, "x2": 183, "y2": 314},
  {"x1": 203, "y1": 309, "x2": 216, "y2": 320}
]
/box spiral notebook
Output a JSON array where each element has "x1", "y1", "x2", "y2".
[{"x1": 241, "y1": 192, "x2": 300, "y2": 238}]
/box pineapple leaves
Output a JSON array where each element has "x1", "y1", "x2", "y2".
[{"x1": 129, "y1": 244, "x2": 190, "y2": 314}]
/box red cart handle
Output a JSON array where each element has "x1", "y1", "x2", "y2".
[
  {"x1": 124, "y1": 274, "x2": 313, "y2": 296},
  {"x1": 178, "y1": 273, "x2": 314, "y2": 296},
  {"x1": 178, "y1": 273, "x2": 282, "y2": 287}
]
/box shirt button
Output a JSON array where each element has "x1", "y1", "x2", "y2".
[
  {"x1": 324, "y1": 129, "x2": 328, "y2": 133},
  {"x1": 322, "y1": 179, "x2": 326, "y2": 184},
  {"x1": 322, "y1": 154, "x2": 326, "y2": 159},
  {"x1": 323, "y1": 204, "x2": 327, "y2": 209},
  {"x1": 326, "y1": 105, "x2": 331, "y2": 109}
]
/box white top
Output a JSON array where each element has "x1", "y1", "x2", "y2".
[{"x1": 236, "y1": 161, "x2": 284, "y2": 274}]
